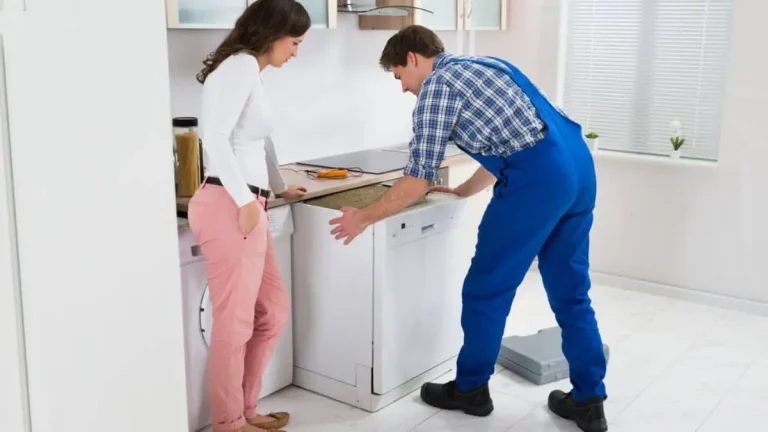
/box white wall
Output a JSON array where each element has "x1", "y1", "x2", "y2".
[
  {"x1": 166, "y1": 15, "x2": 464, "y2": 164},
  {"x1": 477, "y1": 0, "x2": 768, "y2": 304},
  {"x1": 589, "y1": 0, "x2": 768, "y2": 304},
  {"x1": 474, "y1": 0, "x2": 562, "y2": 98},
  {"x1": 5, "y1": 2, "x2": 188, "y2": 431}
]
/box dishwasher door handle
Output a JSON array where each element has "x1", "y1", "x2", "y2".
[{"x1": 421, "y1": 223, "x2": 435, "y2": 234}]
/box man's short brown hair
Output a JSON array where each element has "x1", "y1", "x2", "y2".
[{"x1": 379, "y1": 25, "x2": 445, "y2": 70}]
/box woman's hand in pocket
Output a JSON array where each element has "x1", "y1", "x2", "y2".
[{"x1": 238, "y1": 200, "x2": 261, "y2": 236}]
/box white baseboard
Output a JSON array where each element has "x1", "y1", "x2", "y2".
[
  {"x1": 590, "y1": 272, "x2": 768, "y2": 316},
  {"x1": 525, "y1": 267, "x2": 768, "y2": 317}
]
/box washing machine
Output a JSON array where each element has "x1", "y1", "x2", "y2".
[{"x1": 178, "y1": 205, "x2": 295, "y2": 432}]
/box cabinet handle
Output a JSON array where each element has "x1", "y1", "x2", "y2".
[{"x1": 467, "y1": 0, "x2": 474, "y2": 18}]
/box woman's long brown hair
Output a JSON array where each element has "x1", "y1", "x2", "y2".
[{"x1": 196, "y1": 0, "x2": 311, "y2": 84}]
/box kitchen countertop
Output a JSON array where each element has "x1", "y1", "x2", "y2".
[{"x1": 176, "y1": 152, "x2": 473, "y2": 213}]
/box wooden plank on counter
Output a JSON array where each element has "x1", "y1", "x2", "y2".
[{"x1": 176, "y1": 153, "x2": 473, "y2": 212}]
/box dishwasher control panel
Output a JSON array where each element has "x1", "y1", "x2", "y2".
[{"x1": 381, "y1": 192, "x2": 466, "y2": 247}]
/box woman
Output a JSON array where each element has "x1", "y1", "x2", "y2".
[{"x1": 188, "y1": 1, "x2": 310, "y2": 431}]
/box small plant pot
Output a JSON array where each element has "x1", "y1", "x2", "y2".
[
  {"x1": 670, "y1": 149, "x2": 682, "y2": 159},
  {"x1": 586, "y1": 138, "x2": 599, "y2": 151}
]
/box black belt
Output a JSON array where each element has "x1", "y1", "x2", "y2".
[{"x1": 204, "y1": 176, "x2": 271, "y2": 200}]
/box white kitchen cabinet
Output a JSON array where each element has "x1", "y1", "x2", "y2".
[
  {"x1": 293, "y1": 0, "x2": 337, "y2": 28},
  {"x1": 166, "y1": 0, "x2": 337, "y2": 29},
  {"x1": 416, "y1": 0, "x2": 507, "y2": 31},
  {"x1": 463, "y1": 0, "x2": 507, "y2": 30},
  {"x1": 448, "y1": 159, "x2": 493, "y2": 278},
  {"x1": 166, "y1": 0, "x2": 248, "y2": 29},
  {"x1": 5, "y1": 2, "x2": 189, "y2": 430},
  {"x1": 356, "y1": 0, "x2": 505, "y2": 32},
  {"x1": 414, "y1": 0, "x2": 462, "y2": 31}
]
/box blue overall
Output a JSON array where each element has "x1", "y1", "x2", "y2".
[{"x1": 446, "y1": 57, "x2": 608, "y2": 402}]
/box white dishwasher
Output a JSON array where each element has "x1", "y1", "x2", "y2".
[
  {"x1": 179, "y1": 204, "x2": 295, "y2": 432},
  {"x1": 291, "y1": 173, "x2": 468, "y2": 412}
]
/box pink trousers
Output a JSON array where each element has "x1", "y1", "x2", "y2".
[{"x1": 188, "y1": 184, "x2": 289, "y2": 432}]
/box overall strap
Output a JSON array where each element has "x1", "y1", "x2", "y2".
[
  {"x1": 486, "y1": 56, "x2": 571, "y2": 125},
  {"x1": 443, "y1": 56, "x2": 574, "y2": 143},
  {"x1": 444, "y1": 56, "x2": 538, "y2": 99}
]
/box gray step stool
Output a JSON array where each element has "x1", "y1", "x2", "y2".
[{"x1": 497, "y1": 326, "x2": 610, "y2": 385}]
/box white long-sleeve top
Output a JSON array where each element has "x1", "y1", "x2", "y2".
[{"x1": 200, "y1": 53, "x2": 286, "y2": 208}]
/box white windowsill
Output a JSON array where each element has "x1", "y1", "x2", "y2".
[{"x1": 591, "y1": 148, "x2": 719, "y2": 169}]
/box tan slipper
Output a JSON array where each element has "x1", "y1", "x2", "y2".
[
  {"x1": 237, "y1": 422, "x2": 285, "y2": 432},
  {"x1": 247, "y1": 412, "x2": 290, "y2": 430}
]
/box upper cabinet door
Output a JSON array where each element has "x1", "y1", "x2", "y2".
[
  {"x1": 414, "y1": 0, "x2": 463, "y2": 31},
  {"x1": 166, "y1": 0, "x2": 337, "y2": 30},
  {"x1": 464, "y1": 0, "x2": 507, "y2": 31},
  {"x1": 166, "y1": 0, "x2": 248, "y2": 29},
  {"x1": 296, "y1": 0, "x2": 337, "y2": 29}
]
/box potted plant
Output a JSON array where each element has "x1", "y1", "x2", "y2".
[
  {"x1": 584, "y1": 132, "x2": 599, "y2": 150},
  {"x1": 669, "y1": 120, "x2": 685, "y2": 159}
]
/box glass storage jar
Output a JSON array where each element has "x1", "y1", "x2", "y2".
[{"x1": 173, "y1": 117, "x2": 202, "y2": 198}]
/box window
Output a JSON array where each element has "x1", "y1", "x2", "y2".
[{"x1": 561, "y1": 0, "x2": 733, "y2": 161}]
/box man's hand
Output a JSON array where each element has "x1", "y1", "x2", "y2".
[
  {"x1": 329, "y1": 206, "x2": 371, "y2": 245},
  {"x1": 429, "y1": 185, "x2": 467, "y2": 197},
  {"x1": 328, "y1": 175, "x2": 431, "y2": 245},
  {"x1": 435, "y1": 166, "x2": 497, "y2": 198}
]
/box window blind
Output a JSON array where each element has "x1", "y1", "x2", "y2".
[{"x1": 562, "y1": 0, "x2": 733, "y2": 160}]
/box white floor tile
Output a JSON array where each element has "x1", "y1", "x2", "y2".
[
  {"x1": 696, "y1": 392, "x2": 768, "y2": 432},
  {"x1": 696, "y1": 351, "x2": 768, "y2": 432},
  {"x1": 505, "y1": 405, "x2": 582, "y2": 432},
  {"x1": 196, "y1": 277, "x2": 768, "y2": 432}
]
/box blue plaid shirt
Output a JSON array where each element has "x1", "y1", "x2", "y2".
[{"x1": 404, "y1": 52, "x2": 546, "y2": 182}]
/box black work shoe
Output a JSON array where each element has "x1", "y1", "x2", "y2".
[
  {"x1": 548, "y1": 390, "x2": 608, "y2": 432},
  {"x1": 420, "y1": 380, "x2": 494, "y2": 416}
]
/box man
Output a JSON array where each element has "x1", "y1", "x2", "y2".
[{"x1": 328, "y1": 26, "x2": 608, "y2": 432}]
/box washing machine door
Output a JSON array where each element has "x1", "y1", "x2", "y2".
[
  {"x1": 182, "y1": 260, "x2": 213, "y2": 432},
  {"x1": 200, "y1": 287, "x2": 213, "y2": 348}
]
